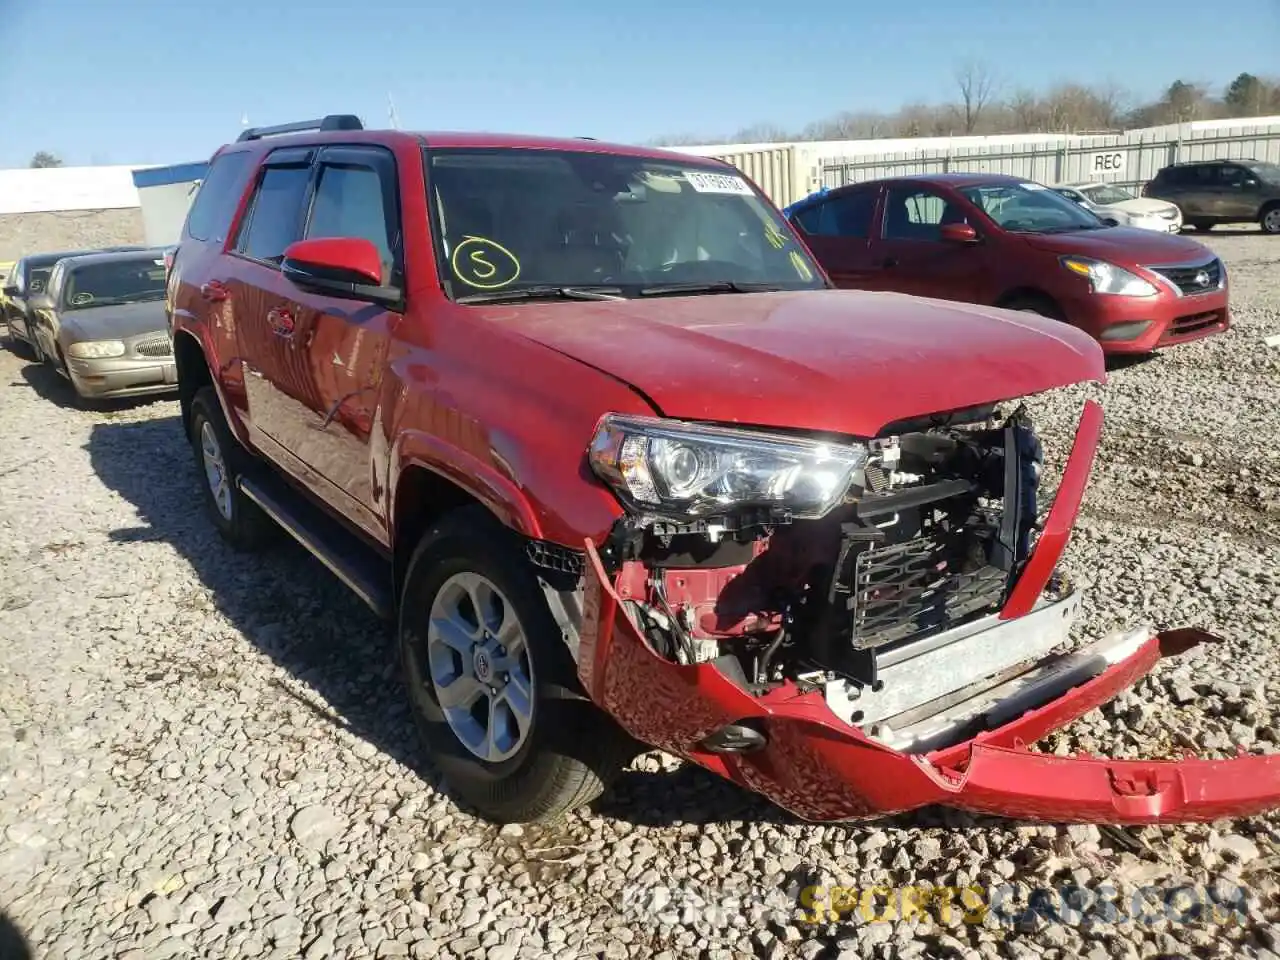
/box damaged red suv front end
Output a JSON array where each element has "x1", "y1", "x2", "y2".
[{"x1": 573, "y1": 375, "x2": 1280, "y2": 825}]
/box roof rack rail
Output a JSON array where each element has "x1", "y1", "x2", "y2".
[{"x1": 237, "y1": 114, "x2": 364, "y2": 143}]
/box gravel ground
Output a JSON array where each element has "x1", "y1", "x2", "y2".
[{"x1": 2, "y1": 228, "x2": 1279, "y2": 960}]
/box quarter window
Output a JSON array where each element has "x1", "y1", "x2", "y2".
[{"x1": 185, "y1": 151, "x2": 254, "y2": 243}]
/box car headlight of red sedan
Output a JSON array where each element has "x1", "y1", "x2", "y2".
[{"x1": 1060, "y1": 256, "x2": 1159, "y2": 297}]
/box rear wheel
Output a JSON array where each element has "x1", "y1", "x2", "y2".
[
  {"x1": 188, "y1": 386, "x2": 275, "y2": 551},
  {"x1": 1260, "y1": 204, "x2": 1280, "y2": 236},
  {"x1": 399, "y1": 506, "x2": 636, "y2": 824}
]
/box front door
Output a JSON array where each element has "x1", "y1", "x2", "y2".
[
  {"x1": 271, "y1": 145, "x2": 403, "y2": 542},
  {"x1": 225, "y1": 144, "x2": 400, "y2": 544},
  {"x1": 872, "y1": 185, "x2": 984, "y2": 303},
  {"x1": 1212, "y1": 164, "x2": 1264, "y2": 221}
]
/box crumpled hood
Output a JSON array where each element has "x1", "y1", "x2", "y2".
[
  {"x1": 1022, "y1": 227, "x2": 1212, "y2": 265},
  {"x1": 59, "y1": 301, "x2": 167, "y2": 342},
  {"x1": 482, "y1": 289, "x2": 1105, "y2": 437}
]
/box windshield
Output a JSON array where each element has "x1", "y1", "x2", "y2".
[
  {"x1": 425, "y1": 147, "x2": 825, "y2": 300},
  {"x1": 1082, "y1": 184, "x2": 1136, "y2": 205},
  {"x1": 962, "y1": 181, "x2": 1106, "y2": 234},
  {"x1": 62, "y1": 259, "x2": 167, "y2": 310},
  {"x1": 1249, "y1": 162, "x2": 1280, "y2": 183}
]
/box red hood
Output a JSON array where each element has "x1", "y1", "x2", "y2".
[
  {"x1": 1022, "y1": 226, "x2": 1215, "y2": 266},
  {"x1": 480, "y1": 289, "x2": 1106, "y2": 437}
]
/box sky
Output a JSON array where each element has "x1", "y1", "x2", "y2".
[{"x1": 0, "y1": 0, "x2": 1276, "y2": 169}]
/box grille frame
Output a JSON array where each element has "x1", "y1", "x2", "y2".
[
  {"x1": 848, "y1": 524, "x2": 1008, "y2": 652},
  {"x1": 1145, "y1": 258, "x2": 1224, "y2": 297},
  {"x1": 134, "y1": 336, "x2": 173, "y2": 358}
]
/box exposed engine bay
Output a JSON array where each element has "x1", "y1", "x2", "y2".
[{"x1": 595, "y1": 399, "x2": 1067, "y2": 752}]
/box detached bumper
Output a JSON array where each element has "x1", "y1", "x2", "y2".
[
  {"x1": 580, "y1": 545, "x2": 1280, "y2": 823},
  {"x1": 68, "y1": 356, "x2": 178, "y2": 399},
  {"x1": 575, "y1": 399, "x2": 1280, "y2": 824}
]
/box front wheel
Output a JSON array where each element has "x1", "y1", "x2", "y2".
[
  {"x1": 399, "y1": 506, "x2": 636, "y2": 824},
  {"x1": 1260, "y1": 205, "x2": 1280, "y2": 236}
]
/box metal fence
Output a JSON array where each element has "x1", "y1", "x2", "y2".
[{"x1": 819, "y1": 122, "x2": 1280, "y2": 195}]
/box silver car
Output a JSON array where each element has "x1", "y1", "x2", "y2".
[
  {"x1": 28, "y1": 249, "x2": 177, "y2": 403},
  {"x1": 1051, "y1": 182, "x2": 1183, "y2": 233}
]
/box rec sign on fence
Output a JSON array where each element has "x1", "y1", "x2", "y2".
[{"x1": 1089, "y1": 151, "x2": 1127, "y2": 175}]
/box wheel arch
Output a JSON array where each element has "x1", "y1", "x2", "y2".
[
  {"x1": 172, "y1": 329, "x2": 214, "y2": 438},
  {"x1": 995, "y1": 287, "x2": 1065, "y2": 319}
]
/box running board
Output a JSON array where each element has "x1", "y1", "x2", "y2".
[{"x1": 237, "y1": 475, "x2": 395, "y2": 620}]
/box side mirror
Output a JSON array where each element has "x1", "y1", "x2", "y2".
[
  {"x1": 281, "y1": 237, "x2": 400, "y2": 306},
  {"x1": 939, "y1": 222, "x2": 979, "y2": 244},
  {"x1": 2, "y1": 285, "x2": 18, "y2": 297}
]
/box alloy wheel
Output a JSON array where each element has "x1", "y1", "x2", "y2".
[
  {"x1": 199, "y1": 420, "x2": 234, "y2": 521},
  {"x1": 425, "y1": 571, "x2": 535, "y2": 763}
]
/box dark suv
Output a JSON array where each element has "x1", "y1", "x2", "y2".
[{"x1": 1143, "y1": 159, "x2": 1280, "y2": 235}]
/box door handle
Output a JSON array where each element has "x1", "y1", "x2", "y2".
[
  {"x1": 200, "y1": 280, "x2": 229, "y2": 302},
  {"x1": 267, "y1": 306, "x2": 296, "y2": 337}
]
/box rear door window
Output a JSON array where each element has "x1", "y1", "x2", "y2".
[
  {"x1": 234, "y1": 160, "x2": 313, "y2": 265},
  {"x1": 794, "y1": 190, "x2": 876, "y2": 238}
]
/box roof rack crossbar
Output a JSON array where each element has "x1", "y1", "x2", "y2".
[{"x1": 237, "y1": 114, "x2": 364, "y2": 142}]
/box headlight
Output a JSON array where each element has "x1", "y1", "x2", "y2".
[
  {"x1": 588, "y1": 414, "x2": 868, "y2": 521},
  {"x1": 1059, "y1": 256, "x2": 1158, "y2": 297},
  {"x1": 67, "y1": 340, "x2": 126, "y2": 359}
]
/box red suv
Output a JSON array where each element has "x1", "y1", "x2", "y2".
[
  {"x1": 168, "y1": 116, "x2": 1279, "y2": 826},
  {"x1": 785, "y1": 174, "x2": 1230, "y2": 355}
]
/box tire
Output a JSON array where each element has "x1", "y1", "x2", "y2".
[
  {"x1": 398, "y1": 506, "x2": 636, "y2": 824},
  {"x1": 188, "y1": 386, "x2": 275, "y2": 551},
  {"x1": 1260, "y1": 204, "x2": 1280, "y2": 236},
  {"x1": 1189, "y1": 221, "x2": 1214, "y2": 232}
]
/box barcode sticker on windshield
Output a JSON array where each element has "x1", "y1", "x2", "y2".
[{"x1": 685, "y1": 171, "x2": 754, "y2": 196}]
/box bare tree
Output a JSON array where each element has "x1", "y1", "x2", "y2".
[
  {"x1": 30, "y1": 151, "x2": 62, "y2": 168},
  {"x1": 954, "y1": 60, "x2": 998, "y2": 134}
]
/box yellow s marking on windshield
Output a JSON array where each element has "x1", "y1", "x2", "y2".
[
  {"x1": 764, "y1": 220, "x2": 788, "y2": 250},
  {"x1": 450, "y1": 236, "x2": 521, "y2": 290}
]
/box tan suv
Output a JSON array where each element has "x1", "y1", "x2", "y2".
[{"x1": 1142, "y1": 159, "x2": 1280, "y2": 234}]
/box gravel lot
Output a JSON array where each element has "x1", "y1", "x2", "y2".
[{"x1": 2, "y1": 228, "x2": 1279, "y2": 960}]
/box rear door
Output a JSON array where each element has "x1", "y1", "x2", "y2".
[
  {"x1": 788, "y1": 186, "x2": 881, "y2": 287},
  {"x1": 1168, "y1": 164, "x2": 1215, "y2": 221},
  {"x1": 872, "y1": 184, "x2": 985, "y2": 302}
]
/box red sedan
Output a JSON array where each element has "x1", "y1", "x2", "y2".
[{"x1": 785, "y1": 174, "x2": 1230, "y2": 355}]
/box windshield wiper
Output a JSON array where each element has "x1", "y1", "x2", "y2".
[
  {"x1": 637, "y1": 280, "x2": 782, "y2": 297},
  {"x1": 456, "y1": 285, "x2": 625, "y2": 304}
]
